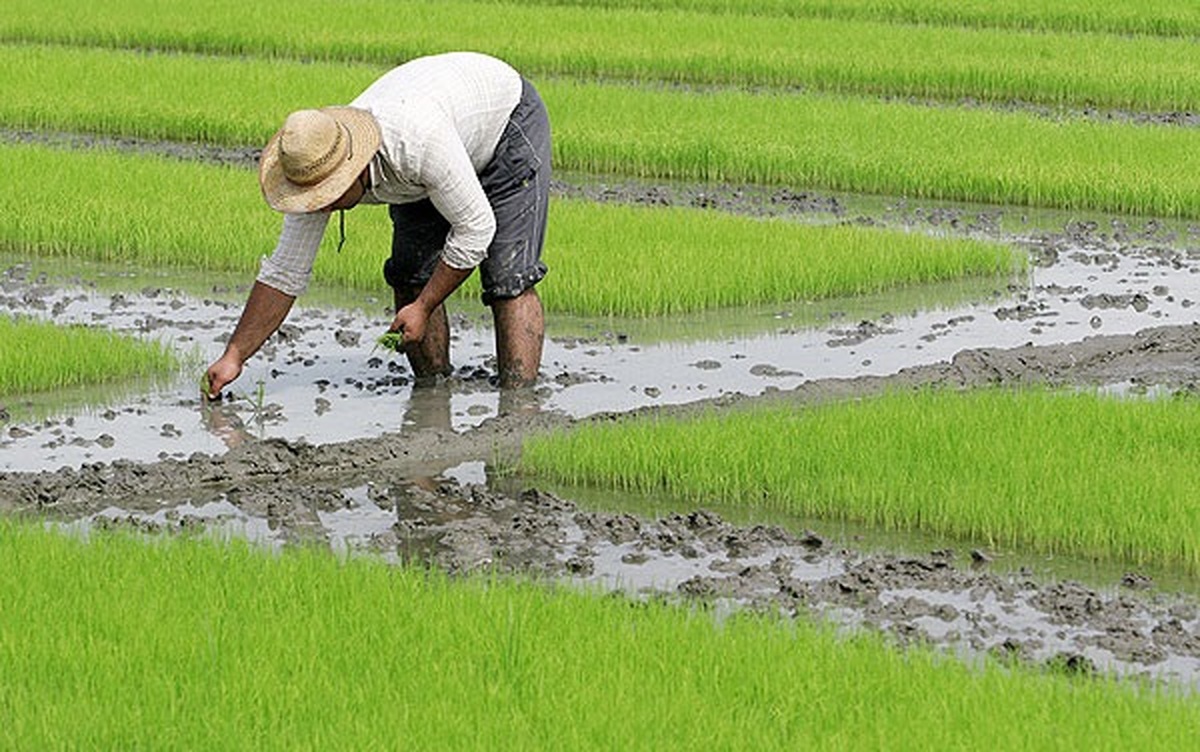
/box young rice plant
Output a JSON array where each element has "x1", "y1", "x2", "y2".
[
  {"x1": 6, "y1": 43, "x2": 1200, "y2": 219},
  {"x1": 0, "y1": 314, "x2": 177, "y2": 396},
  {"x1": 488, "y1": 0, "x2": 1200, "y2": 37},
  {"x1": 1, "y1": 521, "x2": 1197, "y2": 749},
  {"x1": 0, "y1": 143, "x2": 1022, "y2": 317},
  {"x1": 6, "y1": 2, "x2": 1200, "y2": 110},
  {"x1": 520, "y1": 387, "x2": 1200, "y2": 572}
]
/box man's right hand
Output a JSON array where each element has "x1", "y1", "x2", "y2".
[
  {"x1": 202, "y1": 280, "x2": 297, "y2": 401},
  {"x1": 203, "y1": 353, "x2": 243, "y2": 400}
]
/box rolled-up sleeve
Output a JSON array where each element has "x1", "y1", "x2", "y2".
[{"x1": 256, "y1": 212, "x2": 330, "y2": 296}]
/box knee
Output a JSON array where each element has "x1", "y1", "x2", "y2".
[
  {"x1": 492, "y1": 288, "x2": 543, "y2": 324},
  {"x1": 392, "y1": 285, "x2": 422, "y2": 308}
]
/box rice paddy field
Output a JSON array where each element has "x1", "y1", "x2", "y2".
[{"x1": 2, "y1": 0, "x2": 1200, "y2": 747}]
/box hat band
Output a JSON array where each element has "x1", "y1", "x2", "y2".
[{"x1": 286, "y1": 123, "x2": 348, "y2": 186}]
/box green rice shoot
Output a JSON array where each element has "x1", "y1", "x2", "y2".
[
  {"x1": 7, "y1": 43, "x2": 1200, "y2": 219},
  {"x1": 6, "y1": 2, "x2": 1200, "y2": 111},
  {"x1": 492, "y1": 0, "x2": 1200, "y2": 37},
  {"x1": 520, "y1": 387, "x2": 1200, "y2": 572},
  {"x1": 373, "y1": 330, "x2": 405, "y2": 354},
  {"x1": 0, "y1": 314, "x2": 177, "y2": 396},
  {"x1": 1, "y1": 520, "x2": 1196, "y2": 749},
  {"x1": 0, "y1": 143, "x2": 1023, "y2": 317}
]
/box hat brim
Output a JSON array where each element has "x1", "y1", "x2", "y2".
[{"x1": 259, "y1": 107, "x2": 382, "y2": 214}]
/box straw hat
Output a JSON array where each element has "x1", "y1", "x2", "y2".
[{"x1": 259, "y1": 107, "x2": 382, "y2": 213}]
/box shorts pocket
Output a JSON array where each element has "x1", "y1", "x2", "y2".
[{"x1": 481, "y1": 125, "x2": 540, "y2": 200}]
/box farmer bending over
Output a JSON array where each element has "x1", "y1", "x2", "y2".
[{"x1": 204, "y1": 51, "x2": 551, "y2": 398}]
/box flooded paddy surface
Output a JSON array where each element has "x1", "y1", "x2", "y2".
[
  {"x1": 3, "y1": 171, "x2": 1200, "y2": 691},
  {"x1": 3, "y1": 196, "x2": 1198, "y2": 471}
]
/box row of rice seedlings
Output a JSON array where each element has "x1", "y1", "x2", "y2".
[
  {"x1": 6, "y1": 3, "x2": 1200, "y2": 111},
  {"x1": 520, "y1": 388, "x2": 1200, "y2": 572},
  {"x1": 543, "y1": 201, "x2": 1022, "y2": 315},
  {"x1": 3, "y1": 521, "x2": 1196, "y2": 749},
  {"x1": 8, "y1": 44, "x2": 1200, "y2": 219},
  {"x1": 555, "y1": 80, "x2": 1200, "y2": 218},
  {"x1": 0, "y1": 143, "x2": 1022, "y2": 317},
  {"x1": 496, "y1": 0, "x2": 1200, "y2": 37},
  {"x1": 0, "y1": 314, "x2": 177, "y2": 396}
]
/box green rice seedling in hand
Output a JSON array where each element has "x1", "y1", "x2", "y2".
[{"x1": 374, "y1": 330, "x2": 405, "y2": 355}]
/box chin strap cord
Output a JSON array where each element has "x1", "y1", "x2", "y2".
[{"x1": 336, "y1": 209, "x2": 346, "y2": 254}]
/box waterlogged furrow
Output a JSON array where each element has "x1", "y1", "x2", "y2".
[
  {"x1": 521, "y1": 388, "x2": 1200, "y2": 572},
  {"x1": 6, "y1": 44, "x2": 1200, "y2": 219},
  {"x1": 0, "y1": 315, "x2": 177, "y2": 395},
  {"x1": 2, "y1": 523, "x2": 1198, "y2": 749},
  {"x1": 0, "y1": 144, "x2": 1019, "y2": 317},
  {"x1": 4, "y1": 2, "x2": 1200, "y2": 110},
  {"x1": 500, "y1": 0, "x2": 1200, "y2": 37}
]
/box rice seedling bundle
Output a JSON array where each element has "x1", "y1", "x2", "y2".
[
  {"x1": 2, "y1": 521, "x2": 1197, "y2": 749},
  {"x1": 0, "y1": 315, "x2": 176, "y2": 395},
  {"x1": 6, "y1": 44, "x2": 1200, "y2": 219},
  {"x1": 5, "y1": 2, "x2": 1200, "y2": 110},
  {"x1": 0, "y1": 143, "x2": 1021, "y2": 317},
  {"x1": 521, "y1": 388, "x2": 1200, "y2": 571}
]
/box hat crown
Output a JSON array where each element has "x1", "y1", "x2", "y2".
[
  {"x1": 260, "y1": 105, "x2": 380, "y2": 213},
  {"x1": 278, "y1": 109, "x2": 347, "y2": 187}
]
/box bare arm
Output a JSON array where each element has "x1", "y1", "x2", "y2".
[
  {"x1": 203, "y1": 281, "x2": 296, "y2": 398},
  {"x1": 417, "y1": 261, "x2": 472, "y2": 317},
  {"x1": 390, "y1": 260, "x2": 472, "y2": 343}
]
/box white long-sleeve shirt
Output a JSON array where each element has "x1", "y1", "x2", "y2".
[{"x1": 257, "y1": 52, "x2": 523, "y2": 297}]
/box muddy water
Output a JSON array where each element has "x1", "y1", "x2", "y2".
[
  {"x1": 3, "y1": 178, "x2": 1200, "y2": 692},
  {"x1": 2, "y1": 208, "x2": 1197, "y2": 471}
]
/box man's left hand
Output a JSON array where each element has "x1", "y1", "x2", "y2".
[{"x1": 391, "y1": 303, "x2": 428, "y2": 344}]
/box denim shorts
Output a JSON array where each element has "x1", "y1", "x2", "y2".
[{"x1": 383, "y1": 78, "x2": 551, "y2": 305}]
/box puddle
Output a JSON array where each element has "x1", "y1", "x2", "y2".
[
  {"x1": 57, "y1": 498, "x2": 282, "y2": 550},
  {"x1": 317, "y1": 484, "x2": 403, "y2": 561},
  {"x1": 876, "y1": 585, "x2": 1200, "y2": 689}
]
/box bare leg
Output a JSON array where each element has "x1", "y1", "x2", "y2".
[
  {"x1": 491, "y1": 287, "x2": 544, "y2": 388},
  {"x1": 393, "y1": 286, "x2": 452, "y2": 384}
]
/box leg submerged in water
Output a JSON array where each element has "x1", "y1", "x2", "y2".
[
  {"x1": 393, "y1": 286, "x2": 453, "y2": 384},
  {"x1": 492, "y1": 287, "x2": 544, "y2": 389}
]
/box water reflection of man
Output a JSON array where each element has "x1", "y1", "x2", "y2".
[
  {"x1": 199, "y1": 399, "x2": 253, "y2": 449},
  {"x1": 399, "y1": 381, "x2": 543, "y2": 436},
  {"x1": 203, "y1": 51, "x2": 551, "y2": 400}
]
